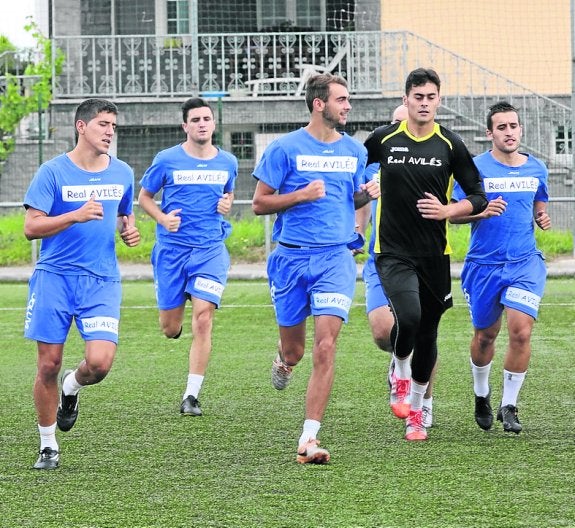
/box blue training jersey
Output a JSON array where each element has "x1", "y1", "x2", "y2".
[
  {"x1": 23, "y1": 153, "x2": 135, "y2": 279},
  {"x1": 140, "y1": 144, "x2": 238, "y2": 248},
  {"x1": 253, "y1": 128, "x2": 367, "y2": 246},
  {"x1": 453, "y1": 150, "x2": 549, "y2": 263}
]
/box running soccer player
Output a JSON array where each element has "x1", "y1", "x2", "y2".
[
  {"x1": 24, "y1": 98, "x2": 141, "y2": 469},
  {"x1": 364, "y1": 68, "x2": 487, "y2": 441},
  {"x1": 355, "y1": 103, "x2": 438, "y2": 429},
  {"x1": 138, "y1": 97, "x2": 237, "y2": 417},
  {"x1": 451, "y1": 101, "x2": 550, "y2": 434},
  {"x1": 252, "y1": 73, "x2": 379, "y2": 463}
]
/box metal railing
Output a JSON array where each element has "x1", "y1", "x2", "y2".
[
  {"x1": 51, "y1": 31, "x2": 382, "y2": 98},
  {"x1": 45, "y1": 30, "x2": 572, "y2": 162},
  {"x1": 4, "y1": 31, "x2": 571, "y2": 161}
]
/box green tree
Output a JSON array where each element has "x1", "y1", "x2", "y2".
[{"x1": 0, "y1": 19, "x2": 64, "y2": 164}]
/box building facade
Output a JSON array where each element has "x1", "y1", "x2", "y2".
[{"x1": 2, "y1": 0, "x2": 572, "y2": 227}]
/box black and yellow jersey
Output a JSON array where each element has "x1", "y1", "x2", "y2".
[{"x1": 364, "y1": 120, "x2": 486, "y2": 257}]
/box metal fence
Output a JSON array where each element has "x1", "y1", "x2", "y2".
[{"x1": 2, "y1": 197, "x2": 573, "y2": 267}]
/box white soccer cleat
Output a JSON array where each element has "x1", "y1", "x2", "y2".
[
  {"x1": 271, "y1": 354, "x2": 293, "y2": 390},
  {"x1": 296, "y1": 439, "x2": 330, "y2": 464}
]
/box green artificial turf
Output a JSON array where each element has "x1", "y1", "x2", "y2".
[{"x1": 0, "y1": 279, "x2": 573, "y2": 527}]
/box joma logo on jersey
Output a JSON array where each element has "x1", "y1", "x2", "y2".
[{"x1": 390, "y1": 147, "x2": 409, "y2": 153}]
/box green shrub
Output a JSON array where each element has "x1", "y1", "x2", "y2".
[{"x1": 0, "y1": 211, "x2": 572, "y2": 266}]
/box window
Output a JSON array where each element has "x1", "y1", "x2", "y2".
[
  {"x1": 555, "y1": 124, "x2": 572, "y2": 155},
  {"x1": 81, "y1": 0, "x2": 112, "y2": 35},
  {"x1": 231, "y1": 132, "x2": 254, "y2": 160},
  {"x1": 167, "y1": 0, "x2": 190, "y2": 34},
  {"x1": 258, "y1": 0, "x2": 324, "y2": 30}
]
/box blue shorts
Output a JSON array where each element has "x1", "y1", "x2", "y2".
[
  {"x1": 363, "y1": 255, "x2": 390, "y2": 314},
  {"x1": 267, "y1": 244, "x2": 356, "y2": 326},
  {"x1": 152, "y1": 242, "x2": 230, "y2": 310},
  {"x1": 461, "y1": 254, "x2": 547, "y2": 329},
  {"x1": 24, "y1": 270, "x2": 121, "y2": 344}
]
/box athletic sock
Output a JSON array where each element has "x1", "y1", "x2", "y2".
[
  {"x1": 394, "y1": 354, "x2": 412, "y2": 379},
  {"x1": 501, "y1": 369, "x2": 526, "y2": 407},
  {"x1": 410, "y1": 380, "x2": 428, "y2": 411},
  {"x1": 38, "y1": 423, "x2": 58, "y2": 451},
  {"x1": 184, "y1": 373, "x2": 204, "y2": 400},
  {"x1": 471, "y1": 359, "x2": 492, "y2": 397},
  {"x1": 62, "y1": 369, "x2": 83, "y2": 396},
  {"x1": 299, "y1": 419, "x2": 321, "y2": 447}
]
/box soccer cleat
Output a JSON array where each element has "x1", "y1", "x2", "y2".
[
  {"x1": 296, "y1": 439, "x2": 330, "y2": 464},
  {"x1": 497, "y1": 404, "x2": 522, "y2": 434},
  {"x1": 271, "y1": 354, "x2": 293, "y2": 390},
  {"x1": 180, "y1": 395, "x2": 202, "y2": 416},
  {"x1": 33, "y1": 447, "x2": 59, "y2": 470},
  {"x1": 390, "y1": 373, "x2": 411, "y2": 419},
  {"x1": 474, "y1": 392, "x2": 493, "y2": 430},
  {"x1": 422, "y1": 404, "x2": 433, "y2": 428},
  {"x1": 57, "y1": 369, "x2": 79, "y2": 432},
  {"x1": 405, "y1": 409, "x2": 428, "y2": 441}
]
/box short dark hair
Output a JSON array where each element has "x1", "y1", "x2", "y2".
[
  {"x1": 486, "y1": 101, "x2": 520, "y2": 130},
  {"x1": 181, "y1": 97, "x2": 213, "y2": 122},
  {"x1": 304, "y1": 73, "x2": 348, "y2": 112},
  {"x1": 74, "y1": 98, "x2": 118, "y2": 141},
  {"x1": 405, "y1": 68, "x2": 441, "y2": 95}
]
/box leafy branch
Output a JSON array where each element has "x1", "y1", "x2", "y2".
[{"x1": 0, "y1": 18, "x2": 64, "y2": 163}]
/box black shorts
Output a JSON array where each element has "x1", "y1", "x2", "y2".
[{"x1": 375, "y1": 253, "x2": 453, "y2": 314}]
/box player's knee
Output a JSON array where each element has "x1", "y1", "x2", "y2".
[
  {"x1": 509, "y1": 326, "x2": 532, "y2": 348},
  {"x1": 396, "y1": 308, "x2": 420, "y2": 335},
  {"x1": 161, "y1": 321, "x2": 183, "y2": 338},
  {"x1": 474, "y1": 330, "x2": 496, "y2": 351},
  {"x1": 37, "y1": 357, "x2": 62, "y2": 381}
]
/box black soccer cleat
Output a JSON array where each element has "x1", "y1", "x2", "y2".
[
  {"x1": 497, "y1": 404, "x2": 522, "y2": 434},
  {"x1": 180, "y1": 395, "x2": 202, "y2": 416},
  {"x1": 474, "y1": 392, "x2": 493, "y2": 430},
  {"x1": 57, "y1": 369, "x2": 79, "y2": 432},
  {"x1": 33, "y1": 447, "x2": 59, "y2": 470}
]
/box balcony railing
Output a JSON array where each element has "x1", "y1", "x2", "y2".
[
  {"x1": 4, "y1": 31, "x2": 571, "y2": 172},
  {"x1": 51, "y1": 31, "x2": 383, "y2": 98}
]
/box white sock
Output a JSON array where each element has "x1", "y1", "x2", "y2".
[
  {"x1": 62, "y1": 369, "x2": 83, "y2": 396},
  {"x1": 184, "y1": 374, "x2": 204, "y2": 400},
  {"x1": 501, "y1": 369, "x2": 526, "y2": 407},
  {"x1": 38, "y1": 423, "x2": 58, "y2": 451},
  {"x1": 422, "y1": 396, "x2": 433, "y2": 410},
  {"x1": 298, "y1": 419, "x2": 321, "y2": 447},
  {"x1": 394, "y1": 354, "x2": 412, "y2": 379},
  {"x1": 471, "y1": 359, "x2": 492, "y2": 397},
  {"x1": 410, "y1": 381, "x2": 428, "y2": 411}
]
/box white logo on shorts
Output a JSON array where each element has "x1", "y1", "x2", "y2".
[
  {"x1": 82, "y1": 316, "x2": 119, "y2": 335},
  {"x1": 313, "y1": 292, "x2": 352, "y2": 313},
  {"x1": 24, "y1": 293, "x2": 36, "y2": 330},
  {"x1": 505, "y1": 287, "x2": 540, "y2": 311},
  {"x1": 195, "y1": 277, "x2": 224, "y2": 300}
]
